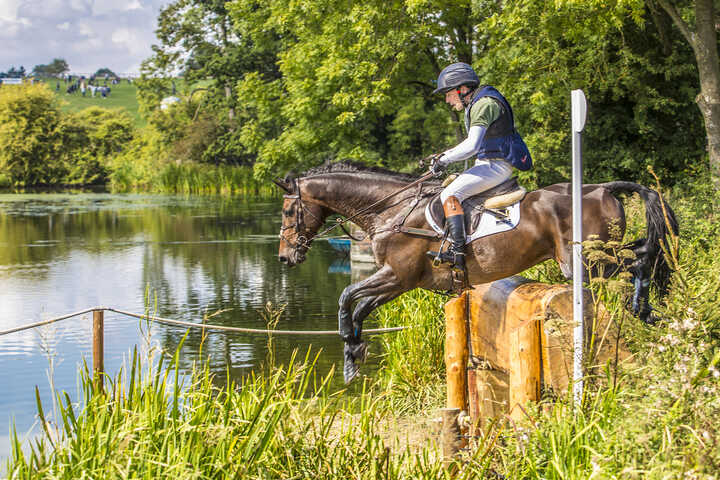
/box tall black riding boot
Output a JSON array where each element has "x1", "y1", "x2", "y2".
[{"x1": 427, "y1": 214, "x2": 466, "y2": 272}]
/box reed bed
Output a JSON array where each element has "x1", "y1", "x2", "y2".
[
  {"x1": 109, "y1": 161, "x2": 273, "y2": 196},
  {"x1": 6, "y1": 340, "x2": 491, "y2": 479}
]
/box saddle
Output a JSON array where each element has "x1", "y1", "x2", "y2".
[{"x1": 426, "y1": 177, "x2": 527, "y2": 236}]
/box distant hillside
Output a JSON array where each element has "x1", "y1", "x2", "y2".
[{"x1": 40, "y1": 78, "x2": 143, "y2": 127}]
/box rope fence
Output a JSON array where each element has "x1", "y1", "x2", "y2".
[
  {"x1": 0, "y1": 306, "x2": 408, "y2": 337},
  {"x1": 1, "y1": 306, "x2": 408, "y2": 392}
]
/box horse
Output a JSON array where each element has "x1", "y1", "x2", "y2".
[{"x1": 273, "y1": 161, "x2": 678, "y2": 383}]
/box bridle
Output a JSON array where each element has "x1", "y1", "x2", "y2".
[
  {"x1": 278, "y1": 179, "x2": 318, "y2": 257},
  {"x1": 279, "y1": 171, "x2": 437, "y2": 259}
]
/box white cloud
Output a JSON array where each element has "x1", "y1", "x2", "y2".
[
  {"x1": 0, "y1": 0, "x2": 165, "y2": 74},
  {"x1": 0, "y1": 0, "x2": 22, "y2": 22},
  {"x1": 91, "y1": 0, "x2": 136, "y2": 16},
  {"x1": 126, "y1": 0, "x2": 142, "y2": 11},
  {"x1": 77, "y1": 22, "x2": 94, "y2": 37}
]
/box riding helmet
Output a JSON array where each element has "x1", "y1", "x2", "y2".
[{"x1": 433, "y1": 62, "x2": 480, "y2": 94}]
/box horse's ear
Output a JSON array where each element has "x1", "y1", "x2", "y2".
[{"x1": 272, "y1": 178, "x2": 292, "y2": 193}]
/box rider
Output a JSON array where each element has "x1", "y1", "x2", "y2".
[{"x1": 427, "y1": 62, "x2": 528, "y2": 272}]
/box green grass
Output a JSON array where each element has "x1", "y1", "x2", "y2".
[{"x1": 38, "y1": 77, "x2": 143, "y2": 127}]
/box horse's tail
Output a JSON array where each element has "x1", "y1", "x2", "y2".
[{"x1": 600, "y1": 181, "x2": 679, "y2": 297}]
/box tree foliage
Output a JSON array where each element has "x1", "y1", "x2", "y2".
[
  {"x1": 94, "y1": 68, "x2": 118, "y2": 79},
  {"x1": 31, "y1": 59, "x2": 69, "y2": 78},
  {"x1": 0, "y1": 84, "x2": 135, "y2": 186},
  {"x1": 0, "y1": 83, "x2": 63, "y2": 185},
  {"x1": 478, "y1": 0, "x2": 705, "y2": 186},
  {"x1": 131, "y1": 0, "x2": 720, "y2": 188}
]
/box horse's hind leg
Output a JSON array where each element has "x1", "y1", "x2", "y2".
[{"x1": 338, "y1": 265, "x2": 401, "y2": 341}]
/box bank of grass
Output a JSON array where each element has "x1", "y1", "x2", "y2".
[
  {"x1": 38, "y1": 77, "x2": 143, "y2": 128},
  {"x1": 7, "y1": 185, "x2": 720, "y2": 478}
]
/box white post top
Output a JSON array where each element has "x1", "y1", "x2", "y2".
[{"x1": 571, "y1": 89, "x2": 587, "y2": 133}]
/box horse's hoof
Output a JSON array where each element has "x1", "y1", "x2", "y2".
[
  {"x1": 353, "y1": 341, "x2": 368, "y2": 363},
  {"x1": 343, "y1": 341, "x2": 368, "y2": 383},
  {"x1": 343, "y1": 349, "x2": 360, "y2": 384},
  {"x1": 642, "y1": 312, "x2": 660, "y2": 326},
  {"x1": 343, "y1": 360, "x2": 360, "y2": 384}
]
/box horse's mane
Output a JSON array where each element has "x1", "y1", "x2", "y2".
[{"x1": 298, "y1": 160, "x2": 419, "y2": 182}]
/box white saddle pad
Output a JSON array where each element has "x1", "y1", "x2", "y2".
[{"x1": 425, "y1": 201, "x2": 521, "y2": 245}]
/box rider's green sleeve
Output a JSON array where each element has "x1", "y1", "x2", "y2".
[{"x1": 468, "y1": 97, "x2": 502, "y2": 129}]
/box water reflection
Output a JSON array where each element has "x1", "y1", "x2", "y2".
[{"x1": 0, "y1": 193, "x2": 383, "y2": 465}]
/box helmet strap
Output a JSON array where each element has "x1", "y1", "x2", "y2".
[{"x1": 458, "y1": 88, "x2": 473, "y2": 108}]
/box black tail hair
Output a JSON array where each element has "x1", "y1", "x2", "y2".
[{"x1": 600, "y1": 181, "x2": 679, "y2": 297}]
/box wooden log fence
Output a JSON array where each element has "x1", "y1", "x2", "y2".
[{"x1": 441, "y1": 276, "x2": 629, "y2": 460}]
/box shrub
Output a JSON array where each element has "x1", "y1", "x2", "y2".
[
  {"x1": 59, "y1": 107, "x2": 135, "y2": 184},
  {"x1": 0, "y1": 83, "x2": 63, "y2": 185}
]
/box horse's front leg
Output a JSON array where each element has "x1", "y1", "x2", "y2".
[
  {"x1": 338, "y1": 265, "x2": 402, "y2": 383},
  {"x1": 341, "y1": 291, "x2": 403, "y2": 382}
]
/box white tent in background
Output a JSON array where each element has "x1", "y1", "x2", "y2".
[{"x1": 160, "y1": 96, "x2": 181, "y2": 110}]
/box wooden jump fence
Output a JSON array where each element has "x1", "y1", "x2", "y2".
[{"x1": 440, "y1": 276, "x2": 628, "y2": 460}]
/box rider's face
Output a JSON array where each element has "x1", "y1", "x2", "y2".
[{"x1": 445, "y1": 87, "x2": 468, "y2": 111}]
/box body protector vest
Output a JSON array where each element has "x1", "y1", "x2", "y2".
[{"x1": 465, "y1": 86, "x2": 533, "y2": 171}]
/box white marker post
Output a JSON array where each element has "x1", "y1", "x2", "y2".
[{"x1": 571, "y1": 89, "x2": 587, "y2": 405}]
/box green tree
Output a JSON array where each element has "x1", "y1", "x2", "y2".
[
  {"x1": 651, "y1": 0, "x2": 720, "y2": 188},
  {"x1": 0, "y1": 83, "x2": 63, "y2": 185},
  {"x1": 476, "y1": 0, "x2": 704, "y2": 186},
  {"x1": 94, "y1": 67, "x2": 118, "y2": 79},
  {"x1": 59, "y1": 107, "x2": 135, "y2": 184},
  {"x1": 227, "y1": 0, "x2": 493, "y2": 179},
  {"x1": 33, "y1": 58, "x2": 69, "y2": 77}
]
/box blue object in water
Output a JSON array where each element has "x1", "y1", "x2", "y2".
[
  {"x1": 327, "y1": 237, "x2": 351, "y2": 252},
  {"x1": 328, "y1": 258, "x2": 351, "y2": 274}
]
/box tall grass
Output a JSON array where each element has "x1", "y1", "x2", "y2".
[
  {"x1": 7, "y1": 341, "x2": 492, "y2": 478},
  {"x1": 374, "y1": 289, "x2": 447, "y2": 414}
]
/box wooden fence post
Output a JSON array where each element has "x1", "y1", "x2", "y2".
[
  {"x1": 93, "y1": 309, "x2": 104, "y2": 393},
  {"x1": 442, "y1": 292, "x2": 469, "y2": 461},
  {"x1": 444, "y1": 292, "x2": 468, "y2": 410}
]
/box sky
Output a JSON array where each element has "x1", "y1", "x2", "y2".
[{"x1": 0, "y1": 0, "x2": 167, "y2": 76}]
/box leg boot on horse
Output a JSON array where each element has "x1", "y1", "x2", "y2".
[{"x1": 427, "y1": 196, "x2": 466, "y2": 273}]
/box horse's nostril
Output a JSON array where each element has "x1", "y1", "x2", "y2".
[{"x1": 278, "y1": 255, "x2": 288, "y2": 264}]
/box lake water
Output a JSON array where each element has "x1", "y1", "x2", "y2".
[{"x1": 0, "y1": 193, "x2": 379, "y2": 466}]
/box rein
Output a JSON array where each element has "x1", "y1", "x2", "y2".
[{"x1": 281, "y1": 171, "x2": 437, "y2": 252}]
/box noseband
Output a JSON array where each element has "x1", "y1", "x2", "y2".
[{"x1": 279, "y1": 180, "x2": 322, "y2": 256}]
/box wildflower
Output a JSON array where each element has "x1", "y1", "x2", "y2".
[
  {"x1": 586, "y1": 251, "x2": 617, "y2": 264},
  {"x1": 618, "y1": 271, "x2": 633, "y2": 282},
  {"x1": 583, "y1": 240, "x2": 607, "y2": 251},
  {"x1": 617, "y1": 249, "x2": 636, "y2": 260}
]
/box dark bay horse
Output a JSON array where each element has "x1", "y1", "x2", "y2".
[{"x1": 274, "y1": 162, "x2": 678, "y2": 383}]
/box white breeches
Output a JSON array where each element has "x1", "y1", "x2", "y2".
[{"x1": 440, "y1": 158, "x2": 513, "y2": 204}]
